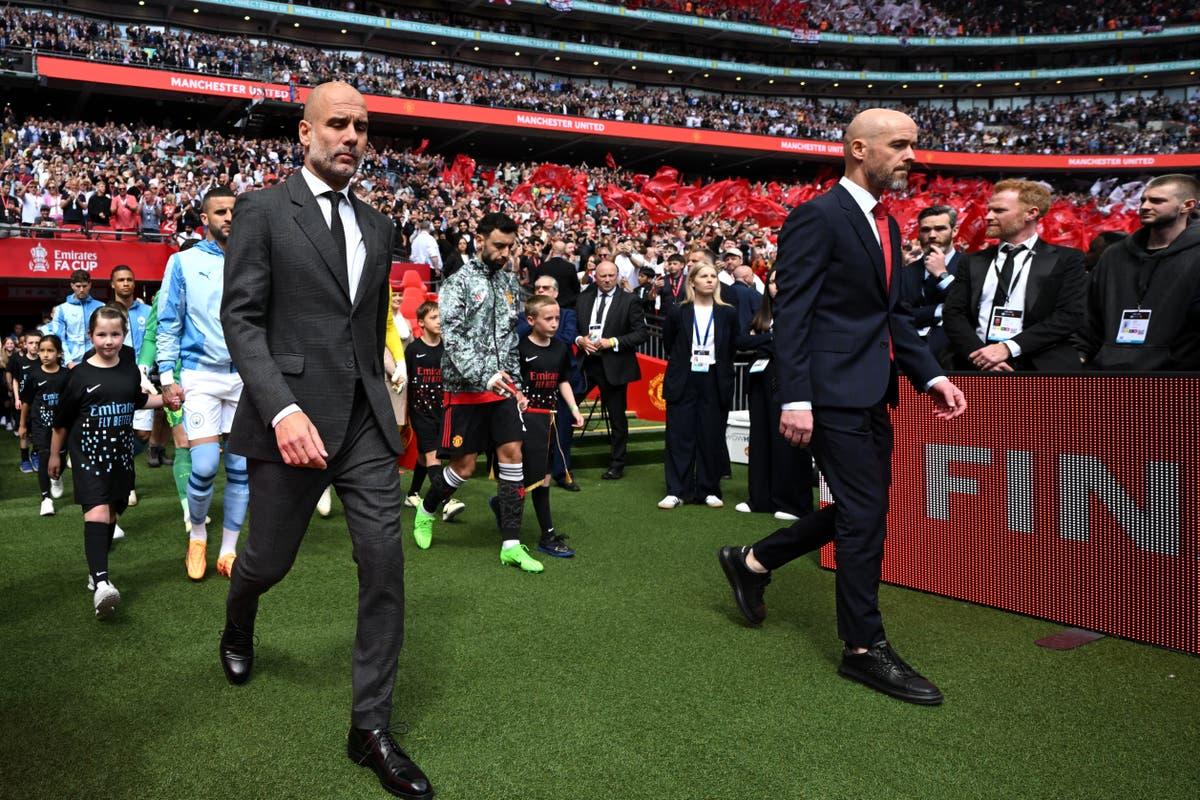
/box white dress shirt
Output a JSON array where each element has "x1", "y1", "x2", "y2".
[
  {"x1": 781, "y1": 176, "x2": 944, "y2": 413},
  {"x1": 301, "y1": 166, "x2": 366, "y2": 302},
  {"x1": 581, "y1": 287, "x2": 621, "y2": 353},
  {"x1": 614, "y1": 254, "x2": 638, "y2": 289},
  {"x1": 273, "y1": 169, "x2": 368, "y2": 428},
  {"x1": 974, "y1": 233, "x2": 1039, "y2": 358},
  {"x1": 409, "y1": 229, "x2": 443, "y2": 272}
]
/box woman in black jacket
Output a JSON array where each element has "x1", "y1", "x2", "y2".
[
  {"x1": 659, "y1": 262, "x2": 738, "y2": 509},
  {"x1": 734, "y1": 267, "x2": 814, "y2": 521}
]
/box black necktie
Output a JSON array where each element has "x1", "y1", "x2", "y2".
[
  {"x1": 595, "y1": 291, "x2": 609, "y2": 328},
  {"x1": 993, "y1": 244, "x2": 1026, "y2": 308},
  {"x1": 323, "y1": 190, "x2": 347, "y2": 270}
]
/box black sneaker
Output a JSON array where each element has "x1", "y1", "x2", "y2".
[
  {"x1": 718, "y1": 546, "x2": 771, "y2": 625},
  {"x1": 838, "y1": 642, "x2": 944, "y2": 705},
  {"x1": 537, "y1": 532, "x2": 575, "y2": 558}
]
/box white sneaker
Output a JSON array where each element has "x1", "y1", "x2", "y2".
[
  {"x1": 50, "y1": 477, "x2": 64, "y2": 499},
  {"x1": 316, "y1": 486, "x2": 333, "y2": 518},
  {"x1": 40, "y1": 498, "x2": 55, "y2": 516},
  {"x1": 404, "y1": 493, "x2": 421, "y2": 508},
  {"x1": 705, "y1": 495, "x2": 724, "y2": 508},
  {"x1": 657, "y1": 495, "x2": 682, "y2": 509},
  {"x1": 734, "y1": 502, "x2": 752, "y2": 513},
  {"x1": 93, "y1": 580, "x2": 121, "y2": 619},
  {"x1": 112, "y1": 524, "x2": 125, "y2": 540},
  {"x1": 442, "y1": 498, "x2": 466, "y2": 522},
  {"x1": 127, "y1": 488, "x2": 139, "y2": 507},
  {"x1": 774, "y1": 511, "x2": 800, "y2": 521}
]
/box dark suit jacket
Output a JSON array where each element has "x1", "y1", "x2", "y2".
[
  {"x1": 662, "y1": 302, "x2": 737, "y2": 411},
  {"x1": 728, "y1": 282, "x2": 763, "y2": 341},
  {"x1": 900, "y1": 250, "x2": 961, "y2": 329},
  {"x1": 221, "y1": 173, "x2": 402, "y2": 461},
  {"x1": 774, "y1": 182, "x2": 942, "y2": 408},
  {"x1": 900, "y1": 250, "x2": 961, "y2": 362},
  {"x1": 942, "y1": 240, "x2": 1086, "y2": 371},
  {"x1": 532, "y1": 257, "x2": 582, "y2": 309},
  {"x1": 575, "y1": 286, "x2": 649, "y2": 386}
]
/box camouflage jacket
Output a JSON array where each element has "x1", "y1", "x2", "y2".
[{"x1": 439, "y1": 257, "x2": 523, "y2": 393}]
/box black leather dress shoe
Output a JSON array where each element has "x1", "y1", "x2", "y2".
[
  {"x1": 348, "y1": 727, "x2": 434, "y2": 800},
  {"x1": 718, "y1": 546, "x2": 771, "y2": 625},
  {"x1": 219, "y1": 623, "x2": 254, "y2": 685},
  {"x1": 838, "y1": 642, "x2": 944, "y2": 705},
  {"x1": 601, "y1": 467, "x2": 624, "y2": 480},
  {"x1": 555, "y1": 477, "x2": 582, "y2": 492}
]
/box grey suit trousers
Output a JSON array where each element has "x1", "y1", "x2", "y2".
[{"x1": 226, "y1": 383, "x2": 405, "y2": 728}]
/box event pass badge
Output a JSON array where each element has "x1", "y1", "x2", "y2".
[
  {"x1": 986, "y1": 308, "x2": 1024, "y2": 342},
  {"x1": 1115, "y1": 309, "x2": 1151, "y2": 344}
]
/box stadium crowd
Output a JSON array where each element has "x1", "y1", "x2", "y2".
[
  {"x1": 4, "y1": 4, "x2": 1196, "y2": 73},
  {"x1": 0, "y1": 111, "x2": 1150, "y2": 258},
  {"x1": 594, "y1": 0, "x2": 1198, "y2": 37},
  {"x1": 1, "y1": 7, "x2": 1195, "y2": 155}
]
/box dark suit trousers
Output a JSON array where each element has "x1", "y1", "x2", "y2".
[
  {"x1": 746, "y1": 375, "x2": 814, "y2": 518},
  {"x1": 751, "y1": 403, "x2": 892, "y2": 648},
  {"x1": 588, "y1": 366, "x2": 629, "y2": 470},
  {"x1": 664, "y1": 369, "x2": 725, "y2": 500},
  {"x1": 226, "y1": 383, "x2": 405, "y2": 728}
]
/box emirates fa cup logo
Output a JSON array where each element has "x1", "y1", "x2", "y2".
[{"x1": 28, "y1": 243, "x2": 49, "y2": 273}]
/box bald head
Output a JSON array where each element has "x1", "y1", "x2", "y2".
[
  {"x1": 303, "y1": 81, "x2": 364, "y2": 122},
  {"x1": 843, "y1": 108, "x2": 918, "y2": 197},
  {"x1": 733, "y1": 264, "x2": 755, "y2": 286},
  {"x1": 300, "y1": 81, "x2": 369, "y2": 190}
]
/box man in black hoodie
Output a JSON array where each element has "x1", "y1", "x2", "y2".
[{"x1": 1082, "y1": 174, "x2": 1200, "y2": 371}]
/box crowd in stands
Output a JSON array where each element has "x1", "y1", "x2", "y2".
[
  {"x1": 596, "y1": 0, "x2": 1198, "y2": 37},
  {"x1": 0, "y1": 110, "x2": 1146, "y2": 266},
  {"x1": 3, "y1": 3, "x2": 1193, "y2": 75},
  {"x1": 1, "y1": 8, "x2": 1196, "y2": 155}
]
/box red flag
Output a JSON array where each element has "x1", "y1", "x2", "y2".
[
  {"x1": 744, "y1": 196, "x2": 789, "y2": 228},
  {"x1": 441, "y1": 154, "x2": 476, "y2": 186},
  {"x1": 480, "y1": 169, "x2": 496, "y2": 187},
  {"x1": 528, "y1": 164, "x2": 576, "y2": 191},
  {"x1": 631, "y1": 193, "x2": 675, "y2": 224},
  {"x1": 510, "y1": 183, "x2": 534, "y2": 206},
  {"x1": 604, "y1": 152, "x2": 618, "y2": 170},
  {"x1": 411, "y1": 138, "x2": 429, "y2": 156}
]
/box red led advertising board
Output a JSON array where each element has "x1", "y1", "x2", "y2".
[
  {"x1": 819, "y1": 376, "x2": 1200, "y2": 654},
  {"x1": 0, "y1": 237, "x2": 177, "y2": 281},
  {"x1": 35, "y1": 56, "x2": 1200, "y2": 171}
]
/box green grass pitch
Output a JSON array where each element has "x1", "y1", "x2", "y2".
[{"x1": 0, "y1": 433, "x2": 1196, "y2": 800}]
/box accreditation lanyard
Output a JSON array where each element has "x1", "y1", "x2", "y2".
[
  {"x1": 691, "y1": 308, "x2": 715, "y2": 372},
  {"x1": 1117, "y1": 255, "x2": 1163, "y2": 345},
  {"x1": 986, "y1": 248, "x2": 1030, "y2": 343},
  {"x1": 991, "y1": 247, "x2": 1030, "y2": 308}
]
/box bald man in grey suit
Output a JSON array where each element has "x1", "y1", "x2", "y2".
[{"x1": 218, "y1": 82, "x2": 432, "y2": 800}]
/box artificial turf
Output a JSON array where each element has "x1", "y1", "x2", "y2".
[{"x1": 0, "y1": 433, "x2": 1196, "y2": 800}]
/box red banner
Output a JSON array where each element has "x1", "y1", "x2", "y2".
[
  {"x1": 819, "y1": 376, "x2": 1200, "y2": 655},
  {"x1": 0, "y1": 236, "x2": 177, "y2": 281},
  {"x1": 36, "y1": 57, "x2": 1200, "y2": 172}
]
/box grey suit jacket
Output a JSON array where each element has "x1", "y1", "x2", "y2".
[{"x1": 221, "y1": 172, "x2": 402, "y2": 461}]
